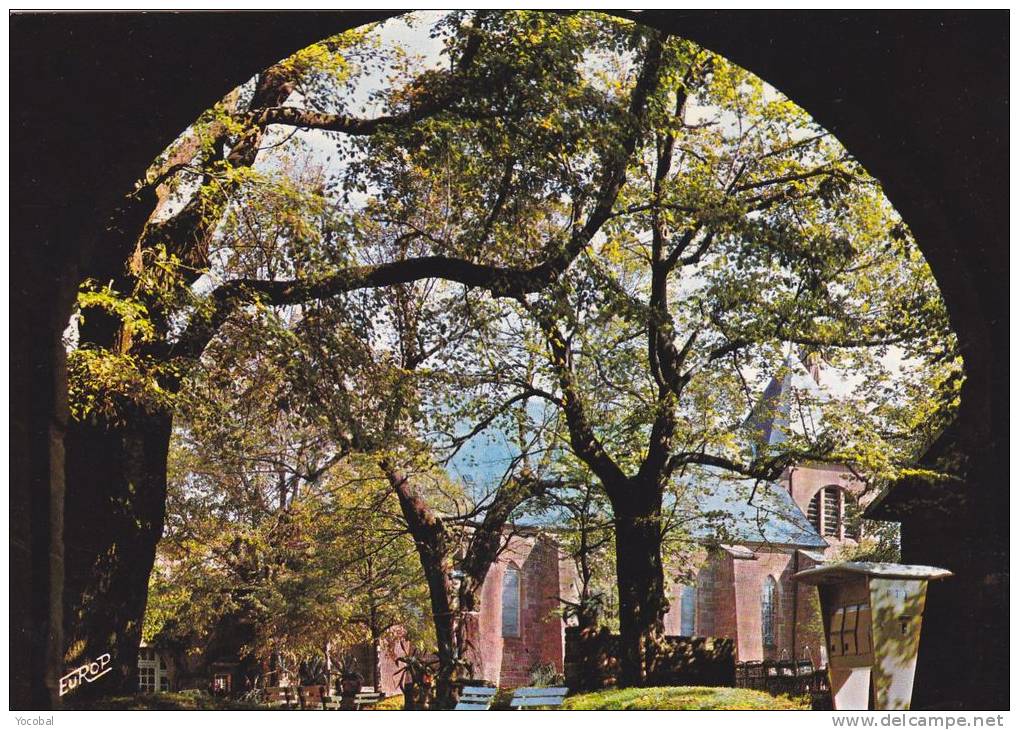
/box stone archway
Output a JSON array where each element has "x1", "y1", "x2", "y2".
[{"x1": 11, "y1": 11, "x2": 1006, "y2": 709}]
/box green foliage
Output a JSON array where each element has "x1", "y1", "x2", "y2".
[
  {"x1": 77, "y1": 281, "x2": 157, "y2": 342},
  {"x1": 67, "y1": 349, "x2": 179, "y2": 422},
  {"x1": 533, "y1": 478, "x2": 619, "y2": 629},
  {"x1": 145, "y1": 307, "x2": 433, "y2": 674},
  {"x1": 86, "y1": 11, "x2": 956, "y2": 491},
  {"x1": 834, "y1": 520, "x2": 901, "y2": 563}
]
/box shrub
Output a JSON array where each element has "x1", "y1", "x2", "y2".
[{"x1": 529, "y1": 662, "x2": 565, "y2": 687}]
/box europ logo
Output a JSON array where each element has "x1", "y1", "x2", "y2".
[{"x1": 59, "y1": 653, "x2": 112, "y2": 696}]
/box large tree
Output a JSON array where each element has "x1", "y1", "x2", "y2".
[
  {"x1": 63, "y1": 11, "x2": 646, "y2": 691},
  {"x1": 268, "y1": 262, "x2": 561, "y2": 707},
  {"x1": 507, "y1": 59, "x2": 954, "y2": 682},
  {"x1": 144, "y1": 315, "x2": 432, "y2": 690}
]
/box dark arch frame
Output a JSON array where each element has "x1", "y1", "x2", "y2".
[{"x1": 11, "y1": 11, "x2": 1007, "y2": 709}]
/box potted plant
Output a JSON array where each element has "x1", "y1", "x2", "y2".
[{"x1": 395, "y1": 651, "x2": 437, "y2": 710}]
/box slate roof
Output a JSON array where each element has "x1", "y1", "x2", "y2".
[
  {"x1": 446, "y1": 427, "x2": 520, "y2": 495},
  {"x1": 674, "y1": 468, "x2": 829, "y2": 549},
  {"x1": 443, "y1": 353, "x2": 838, "y2": 547}
]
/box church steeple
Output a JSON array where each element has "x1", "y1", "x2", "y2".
[{"x1": 744, "y1": 349, "x2": 829, "y2": 448}]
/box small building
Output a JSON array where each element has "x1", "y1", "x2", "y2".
[
  {"x1": 137, "y1": 643, "x2": 173, "y2": 693},
  {"x1": 862, "y1": 422, "x2": 985, "y2": 709}
]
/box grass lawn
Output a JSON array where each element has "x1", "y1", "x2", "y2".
[
  {"x1": 368, "y1": 686, "x2": 806, "y2": 710},
  {"x1": 368, "y1": 694, "x2": 405, "y2": 710},
  {"x1": 560, "y1": 686, "x2": 809, "y2": 710}
]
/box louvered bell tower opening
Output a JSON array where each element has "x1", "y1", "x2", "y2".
[{"x1": 808, "y1": 486, "x2": 862, "y2": 540}]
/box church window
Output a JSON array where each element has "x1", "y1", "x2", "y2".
[
  {"x1": 762, "y1": 576, "x2": 778, "y2": 649},
  {"x1": 502, "y1": 566, "x2": 521, "y2": 637},
  {"x1": 807, "y1": 492, "x2": 821, "y2": 531},
  {"x1": 822, "y1": 488, "x2": 839, "y2": 536},
  {"x1": 679, "y1": 584, "x2": 697, "y2": 636}
]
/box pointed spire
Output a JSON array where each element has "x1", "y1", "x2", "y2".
[
  {"x1": 744, "y1": 354, "x2": 795, "y2": 448},
  {"x1": 745, "y1": 347, "x2": 829, "y2": 448}
]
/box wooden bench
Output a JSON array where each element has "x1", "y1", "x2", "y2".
[
  {"x1": 509, "y1": 686, "x2": 569, "y2": 710},
  {"x1": 321, "y1": 688, "x2": 384, "y2": 710},
  {"x1": 454, "y1": 685, "x2": 498, "y2": 710},
  {"x1": 353, "y1": 689, "x2": 385, "y2": 710}
]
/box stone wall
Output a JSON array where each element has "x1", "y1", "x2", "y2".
[
  {"x1": 665, "y1": 546, "x2": 826, "y2": 665},
  {"x1": 564, "y1": 627, "x2": 735, "y2": 692}
]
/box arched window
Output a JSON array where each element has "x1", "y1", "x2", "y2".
[
  {"x1": 679, "y1": 584, "x2": 697, "y2": 636},
  {"x1": 501, "y1": 566, "x2": 521, "y2": 637},
  {"x1": 761, "y1": 576, "x2": 778, "y2": 649},
  {"x1": 808, "y1": 486, "x2": 863, "y2": 539}
]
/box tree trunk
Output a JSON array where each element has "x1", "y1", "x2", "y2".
[
  {"x1": 383, "y1": 465, "x2": 460, "y2": 709},
  {"x1": 367, "y1": 606, "x2": 383, "y2": 691},
  {"x1": 611, "y1": 486, "x2": 669, "y2": 687},
  {"x1": 57, "y1": 65, "x2": 298, "y2": 702},
  {"x1": 371, "y1": 641, "x2": 382, "y2": 692},
  {"x1": 62, "y1": 406, "x2": 172, "y2": 701}
]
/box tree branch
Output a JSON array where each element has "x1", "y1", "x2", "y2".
[
  {"x1": 458, "y1": 474, "x2": 559, "y2": 592},
  {"x1": 528, "y1": 299, "x2": 628, "y2": 488},
  {"x1": 173, "y1": 32, "x2": 666, "y2": 365},
  {"x1": 243, "y1": 22, "x2": 486, "y2": 137}
]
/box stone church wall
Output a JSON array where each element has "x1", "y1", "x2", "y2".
[
  {"x1": 472, "y1": 532, "x2": 570, "y2": 687},
  {"x1": 664, "y1": 545, "x2": 827, "y2": 665}
]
